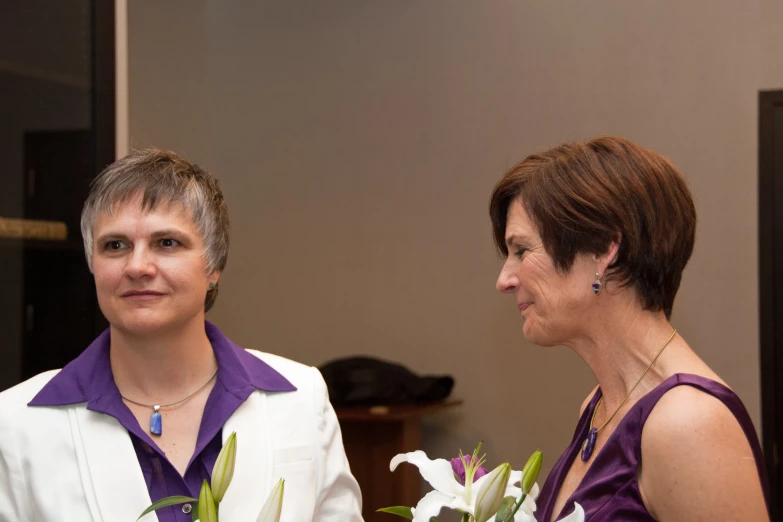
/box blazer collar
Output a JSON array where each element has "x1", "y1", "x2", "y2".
[{"x1": 28, "y1": 321, "x2": 296, "y2": 410}]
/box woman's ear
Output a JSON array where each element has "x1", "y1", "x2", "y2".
[{"x1": 597, "y1": 235, "x2": 622, "y2": 275}]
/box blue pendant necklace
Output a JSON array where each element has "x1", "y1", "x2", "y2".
[
  {"x1": 121, "y1": 368, "x2": 218, "y2": 436},
  {"x1": 581, "y1": 329, "x2": 677, "y2": 462}
]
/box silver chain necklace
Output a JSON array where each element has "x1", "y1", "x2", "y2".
[{"x1": 121, "y1": 368, "x2": 218, "y2": 436}]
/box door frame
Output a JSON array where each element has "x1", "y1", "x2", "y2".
[{"x1": 758, "y1": 89, "x2": 783, "y2": 520}]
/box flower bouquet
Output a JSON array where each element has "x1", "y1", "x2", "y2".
[
  {"x1": 378, "y1": 443, "x2": 583, "y2": 522},
  {"x1": 137, "y1": 432, "x2": 285, "y2": 522}
]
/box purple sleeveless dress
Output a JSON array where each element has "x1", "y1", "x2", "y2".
[{"x1": 535, "y1": 374, "x2": 769, "y2": 522}]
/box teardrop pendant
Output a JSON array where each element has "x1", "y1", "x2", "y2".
[
  {"x1": 150, "y1": 405, "x2": 162, "y2": 436},
  {"x1": 581, "y1": 427, "x2": 598, "y2": 462}
]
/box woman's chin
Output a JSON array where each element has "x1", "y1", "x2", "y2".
[
  {"x1": 521, "y1": 319, "x2": 537, "y2": 343},
  {"x1": 109, "y1": 312, "x2": 178, "y2": 336},
  {"x1": 521, "y1": 318, "x2": 557, "y2": 347}
]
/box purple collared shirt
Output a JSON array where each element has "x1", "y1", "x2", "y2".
[{"x1": 29, "y1": 322, "x2": 296, "y2": 522}]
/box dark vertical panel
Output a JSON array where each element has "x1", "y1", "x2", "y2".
[
  {"x1": 21, "y1": 131, "x2": 99, "y2": 379},
  {"x1": 759, "y1": 89, "x2": 783, "y2": 521}
]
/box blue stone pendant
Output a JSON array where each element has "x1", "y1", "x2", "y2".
[
  {"x1": 581, "y1": 427, "x2": 598, "y2": 461},
  {"x1": 150, "y1": 405, "x2": 162, "y2": 436},
  {"x1": 592, "y1": 282, "x2": 601, "y2": 294}
]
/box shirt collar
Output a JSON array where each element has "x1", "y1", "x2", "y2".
[{"x1": 28, "y1": 321, "x2": 296, "y2": 409}]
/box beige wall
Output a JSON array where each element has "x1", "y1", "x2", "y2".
[{"x1": 128, "y1": 0, "x2": 783, "y2": 480}]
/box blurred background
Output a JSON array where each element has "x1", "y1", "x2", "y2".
[{"x1": 2, "y1": 1, "x2": 783, "y2": 519}]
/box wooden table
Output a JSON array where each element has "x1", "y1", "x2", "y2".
[{"x1": 336, "y1": 400, "x2": 462, "y2": 522}]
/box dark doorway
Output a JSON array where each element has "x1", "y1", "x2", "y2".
[
  {"x1": 0, "y1": 0, "x2": 114, "y2": 390},
  {"x1": 759, "y1": 89, "x2": 783, "y2": 521}
]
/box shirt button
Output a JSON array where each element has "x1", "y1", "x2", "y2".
[{"x1": 182, "y1": 503, "x2": 192, "y2": 514}]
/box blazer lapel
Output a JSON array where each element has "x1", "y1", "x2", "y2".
[
  {"x1": 71, "y1": 406, "x2": 158, "y2": 522},
  {"x1": 219, "y1": 390, "x2": 272, "y2": 521}
]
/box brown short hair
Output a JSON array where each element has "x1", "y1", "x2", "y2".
[
  {"x1": 81, "y1": 148, "x2": 230, "y2": 312},
  {"x1": 489, "y1": 136, "x2": 696, "y2": 319}
]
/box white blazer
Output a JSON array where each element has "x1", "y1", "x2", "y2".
[{"x1": 0, "y1": 351, "x2": 363, "y2": 522}]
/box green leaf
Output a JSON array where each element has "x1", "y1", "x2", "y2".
[
  {"x1": 495, "y1": 496, "x2": 516, "y2": 522},
  {"x1": 376, "y1": 506, "x2": 414, "y2": 519},
  {"x1": 137, "y1": 496, "x2": 197, "y2": 520},
  {"x1": 191, "y1": 501, "x2": 199, "y2": 522}
]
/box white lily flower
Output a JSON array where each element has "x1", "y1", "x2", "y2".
[
  {"x1": 556, "y1": 502, "x2": 584, "y2": 522},
  {"x1": 390, "y1": 451, "x2": 539, "y2": 522}
]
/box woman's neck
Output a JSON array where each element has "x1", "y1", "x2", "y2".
[
  {"x1": 109, "y1": 317, "x2": 218, "y2": 405},
  {"x1": 567, "y1": 296, "x2": 682, "y2": 415}
]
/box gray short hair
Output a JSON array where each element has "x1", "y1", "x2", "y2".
[{"x1": 81, "y1": 148, "x2": 230, "y2": 312}]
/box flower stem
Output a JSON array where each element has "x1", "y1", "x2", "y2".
[
  {"x1": 504, "y1": 492, "x2": 528, "y2": 522},
  {"x1": 461, "y1": 513, "x2": 471, "y2": 522}
]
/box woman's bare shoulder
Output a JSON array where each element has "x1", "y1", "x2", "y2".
[
  {"x1": 644, "y1": 383, "x2": 738, "y2": 436},
  {"x1": 639, "y1": 384, "x2": 768, "y2": 521}
]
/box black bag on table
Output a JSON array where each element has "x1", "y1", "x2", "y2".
[{"x1": 318, "y1": 356, "x2": 454, "y2": 408}]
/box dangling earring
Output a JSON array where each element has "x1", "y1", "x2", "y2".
[{"x1": 592, "y1": 273, "x2": 601, "y2": 295}]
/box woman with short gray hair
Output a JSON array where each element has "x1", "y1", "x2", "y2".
[{"x1": 0, "y1": 148, "x2": 363, "y2": 522}]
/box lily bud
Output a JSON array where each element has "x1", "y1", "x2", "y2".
[
  {"x1": 473, "y1": 462, "x2": 511, "y2": 522},
  {"x1": 520, "y1": 450, "x2": 542, "y2": 496},
  {"x1": 212, "y1": 431, "x2": 238, "y2": 503},
  {"x1": 198, "y1": 480, "x2": 218, "y2": 522},
  {"x1": 256, "y1": 478, "x2": 285, "y2": 522}
]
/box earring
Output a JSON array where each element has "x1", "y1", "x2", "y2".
[
  {"x1": 592, "y1": 273, "x2": 601, "y2": 295},
  {"x1": 209, "y1": 283, "x2": 216, "y2": 290}
]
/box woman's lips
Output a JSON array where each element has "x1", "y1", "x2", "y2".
[{"x1": 122, "y1": 291, "x2": 164, "y2": 300}]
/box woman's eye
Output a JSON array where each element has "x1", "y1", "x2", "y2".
[
  {"x1": 105, "y1": 240, "x2": 125, "y2": 251},
  {"x1": 514, "y1": 248, "x2": 527, "y2": 258},
  {"x1": 159, "y1": 238, "x2": 180, "y2": 248}
]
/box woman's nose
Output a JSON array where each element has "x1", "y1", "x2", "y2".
[
  {"x1": 496, "y1": 263, "x2": 518, "y2": 293},
  {"x1": 125, "y1": 247, "x2": 156, "y2": 279}
]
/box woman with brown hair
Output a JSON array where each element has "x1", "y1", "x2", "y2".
[{"x1": 490, "y1": 136, "x2": 768, "y2": 521}]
